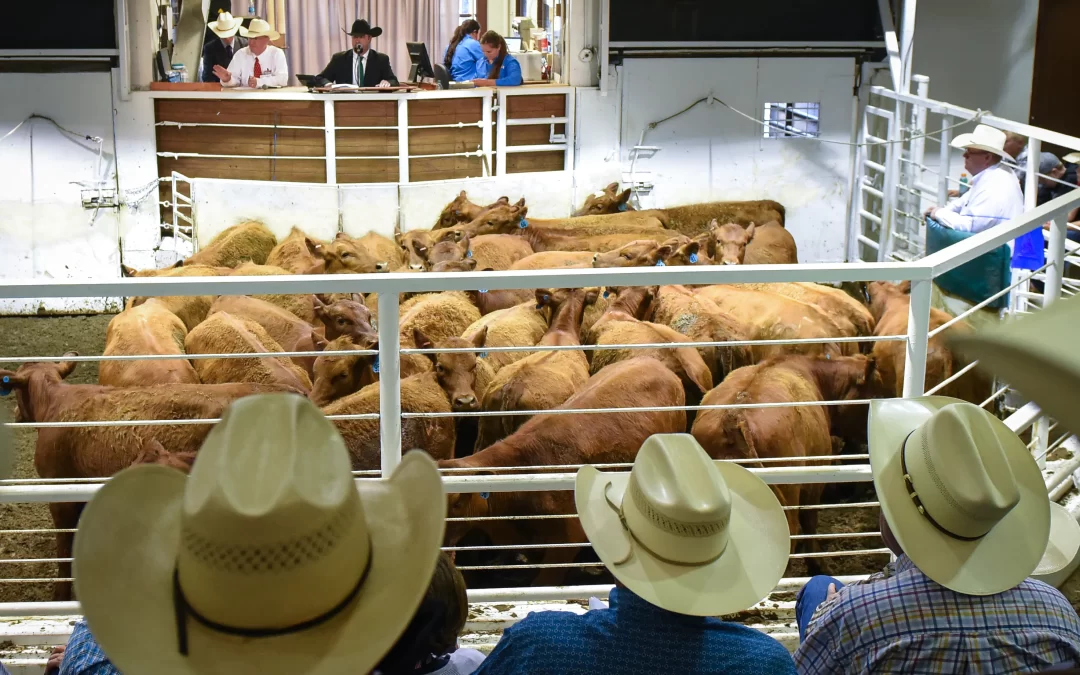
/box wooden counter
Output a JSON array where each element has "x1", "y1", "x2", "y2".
[{"x1": 151, "y1": 85, "x2": 575, "y2": 224}]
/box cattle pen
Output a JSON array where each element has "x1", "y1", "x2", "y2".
[{"x1": 3, "y1": 76, "x2": 1080, "y2": 672}]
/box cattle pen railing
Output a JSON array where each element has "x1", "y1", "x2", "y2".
[{"x1": 0, "y1": 189, "x2": 1078, "y2": 666}]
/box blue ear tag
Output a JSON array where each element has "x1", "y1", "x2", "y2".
[
  {"x1": 618, "y1": 203, "x2": 628, "y2": 212},
  {"x1": 479, "y1": 351, "x2": 488, "y2": 359},
  {"x1": 0, "y1": 375, "x2": 10, "y2": 396},
  {"x1": 603, "y1": 290, "x2": 610, "y2": 298},
  {"x1": 689, "y1": 253, "x2": 699, "y2": 264},
  {"x1": 479, "y1": 289, "x2": 488, "y2": 294},
  {"x1": 372, "y1": 356, "x2": 380, "y2": 373},
  {"x1": 655, "y1": 260, "x2": 665, "y2": 267},
  {"x1": 480, "y1": 492, "x2": 490, "y2": 500},
  {"x1": 519, "y1": 218, "x2": 528, "y2": 229},
  {"x1": 826, "y1": 353, "x2": 831, "y2": 360},
  {"x1": 467, "y1": 250, "x2": 473, "y2": 258}
]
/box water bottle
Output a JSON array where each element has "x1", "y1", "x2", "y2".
[
  {"x1": 959, "y1": 172, "x2": 969, "y2": 196},
  {"x1": 248, "y1": 0, "x2": 256, "y2": 16}
]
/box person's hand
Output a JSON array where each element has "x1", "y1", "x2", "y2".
[
  {"x1": 248, "y1": 76, "x2": 258, "y2": 88},
  {"x1": 213, "y1": 65, "x2": 231, "y2": 83},
  {"x1": 377, "y1": 80, "x2": 391, "y2": 88},
  {"x1": 45, "y1": 645, "x2": 65, "y2": 675},
  {"x1": 947, "y1": 189, "x2": 960, "y2": 198},
  {"x1": 826, "y1": 583, "x2": 840, "y2": 601},
  {"x1": 924, "y1": 206, "x2": 937, "y2": 218},
  {"x1": 473, "y1": 78, "x2": 495, "y2": 87}
]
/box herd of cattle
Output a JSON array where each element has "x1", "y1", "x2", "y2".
[{"x1": 0, "y1": 183, "x2": 992, "y2": 597}]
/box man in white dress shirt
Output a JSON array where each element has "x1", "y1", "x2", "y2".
[
  {"x1": 213, "y1": 19, "x2": 288, "y2": 89},
  {"x1": 924, "y1": 124, "x2": 1023, "y2": 233}
]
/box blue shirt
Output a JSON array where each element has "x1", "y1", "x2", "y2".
[
  {"x1": 474, "y1": 53, "x2": 522, "y2": 86},
  {"x1": 474, "y1": 587, "x2": 796, "y2": 675},
  {"x1": 447, "y1": 35, "x2": 484, "y2": 82},
  {"x1": 58, "y1": 620, "x2": 120, "y2": 675}
]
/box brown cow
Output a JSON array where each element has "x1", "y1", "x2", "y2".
[
  {"x1": 588, "y1": 287, "x2": 714, "y2": 411},
  {"x1": 475, "y1": 288, "x2": 598, "y2": 449},
  {"x1": 440, "y1": 357, "x2": 686, "y2": 586},
  {"x1": 265, "y1": 226, "x2": 326, "y2": 274},
  {"x1": 465, "y1": 286, "x2": 534, "y2": 316},
  {"x1": 208, "y1": 296, "x2": 328, "y2": 376},
  {"x1": 736, "y1": 282, "x2": 876, "y2": 338},
  {"x1": 321, "y1": 329, "x2": 486, "y2": 469},
  {"x1": 867, "y1": 281, "x2": 988, "y2": 403},
  {"x1": 309, "y1": 335, "x2": 379, "y2": 406},
  {"x1": 444, "y1": 203, "x2": 668, "y2": 242},
  {"x1": 229, "y1": 263, "x2": 319, "y2": 324},
  {"x1": 469, "y1": 234, "x2": 535, "y2": 271},
  {"x1": 591, "y1": 240, "x2": 664, "y2": 268},
  {"x1": 461, "y1": 301, "x2": 549, "y2": 374},
  {"x1": 99, "y1": 299, "x2": 200, "y2": 387},
  {"x1": 572, "y1": 182, "x2": 633, "y2": 217},
  {"x1": 650, "y1": 285, "x2": 754, "y2": 383},
  {"x1": 322, "y1": 232, "x2": 383, "y2": 274},
  {"x1": 350, "y1": 231, "x2": 403, "y2": 272},
  {"x1": 659, "y1": 200, "x2": 787, "y2": 236},
  {"x1": 183, "y1": 221, "x2": 277, "y2": 268},
  {"x1": 660, "y1": 233, "x2": 715, "y2": 266},
  {"x1": 427, "y1": 233, "x2": 471, "y2": 268},
  {"x1": 132, "y1": 437, "x2": 198, "y2": 474},
  {"x1": 0, "y1": 356, "x2": 302, "y2": 599},
  {"x1": 394, "y1": 224, "x2": 434, "y2": 272},
  {"x1": 691, "y1": 354, "x2": 882, "y2": 574},
  {"x1": 314, "y1": 296, "x2": 377, "y2": 343},
  {"x1": 712, "y1": 221, "x2": 798, "y2": 265},
  {"x1": 123, "y1": 264, "x2": 229, "y2": 332},
  {"x1": 185, "y1": 312, "x2": 312, "y2": 393},
  {"x1": 399, "y1": 292, "x2": 482, "y2": 377},
  {"x1": 434, "y1": 192, "x2": 511, "y2": 230},
  {"x1": 509, "y1": 251, "x2": 595, "y2": 270}
]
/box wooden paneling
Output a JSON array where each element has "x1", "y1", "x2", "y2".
[
  {"x1": 410, "y1": 127, "x2": 484, "y2": 156},
  {"x1": 409, "y1": 98, "x2": 484, "y2": 181},
  {"x1": 336, "y1": 162, "x2": 400, "y2": 184},
  {"x1": 505, "y1": 94, "x2": 566, "y2": 119},
  {"x1": 154, "y1": 99, "x2": 324, "y2": 126},
  {"x1": 507, "y1": 124, "x2": 566, "y2": 146},
  {"x1": 334, "y1": 101, "x2": 397, "y2": 128},
  {"x1": 411, "y1": 156, "x2": 485, "y2": 182},
  {"x1": 155, "y1": 125, "x2": 325, "y2": 157},
  {"x1": 410, "y1": 98, "x2": 483, "y2": 125},
  {"x1": 336, "y1": 129, "x2": 398, "y2": 157},
  {"x1": 158, "y1": 157, "x2": 327, "y2": 182},
  {"x1": 507, "y1": 151, "x2": 564, "y2": 174}
]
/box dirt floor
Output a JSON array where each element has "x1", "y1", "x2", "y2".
[{"x1": 0, "y1": 314, "x2": 113, "y2": 603}]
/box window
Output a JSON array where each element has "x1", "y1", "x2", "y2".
[
  {"x1": 459, "y1": 0, "x2": 475, "y2": 19},
  {"x1": 763, "y1": 102, "x2": 821, "y2": 139}
]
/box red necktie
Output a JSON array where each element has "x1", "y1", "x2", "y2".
[{"x1": 253, "y1": 57, "x2": 262, "y2": 79}]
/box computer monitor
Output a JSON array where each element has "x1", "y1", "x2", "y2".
[
  {"x1": 505, "y1": 36, "x2": 522, "y2": 52},
  {"x1": 297, "y1": 74, "x2": 318, "y2": 88},
  {"x1": 406, "y1": 42, "x2": 435, "y2": 82}
]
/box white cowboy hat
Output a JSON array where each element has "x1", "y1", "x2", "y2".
[
  {"x1": 72, "y1": 394, "x2": 446, "y2": 675},
  {"x1": 1063, "y1": 151, "x2": 1080, "y2": 165},
  {"x1": 1034, "y1": 503, "x2": 1080, "y2": 582},
  {"x1": 207, "y1": 11, "x2": 242, "y2": 38},
  {"x1": 949, "y1": 294, "x2": 1080, "y2": 439},
  {"x1": 950, "y1": 124, "x2": 1014, "y2": 160},
  {"x1": 870, "y1": 397, "x2": 1050, "y2": 595},
  {"x1": 240, "y1": 18, "x2": 280, "y2": 41},
  {"x1": 575, "y1": 434, "x2": 789, "y2": 617}
]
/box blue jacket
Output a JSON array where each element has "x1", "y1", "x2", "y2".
[
  {"x1": 447, "y1": 35, "x2": 484, "y2": 82},
  {"x1": 475, "y1": 52, "x2": 522, "y2": 86}
]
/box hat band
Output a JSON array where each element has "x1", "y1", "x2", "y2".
[
  {"x1": 603, "y1": 482, "x2": 726, "y2": 568},
  {"x1": 172, "y1": 538, "x2": 372, "y2": 656},
  {"x1": 900, "y1": 432, "x2": 982, "y2": 543}
]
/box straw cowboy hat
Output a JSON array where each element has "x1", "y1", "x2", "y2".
[
  {"x1": 870, "y1": 397, "x2": 1052, "y2": 595},
  {"x1": 72, "y1": 394, "x2": 446, "y2": 675},
  {"x1": 575, "y1": 434, "x2": 789, "y2": 617},
  {"x1": 240, "y1": 18, "x2": 280, "y2": 41},
  {"x1": 1035, "y1": 503, "x2": 1080, "y2": 580},
  {"x1": 207, "y1": 11, "x2": 242, "y2": 38},
  {"x1": 1063, "y1": 152, "x2": 1080, "y2": 165},
  {"x1": 950, "y1": 294, "x2": 1080, "y2": 439},
  {"x1": 950, "y1": 124, "x2": 1015, "y2": 161},
  {"x1": 345, "y1": 19, "x2": 383, "y2": 38}
]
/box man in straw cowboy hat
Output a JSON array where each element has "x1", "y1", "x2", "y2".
[
  {"x1": 213, "y1": 18, "x2": 288, "y2": 88},
  {"x1": 68, "y1": 394, "x2": 446, "y2": 675},
  {"x1": 473, "y1": 434, "x2": 797, "y2": 675},
  {"x1": 793, "y1": 396, "x2": 1080, "y2": 674},
  {"x1": 201, "y1": 10, "x2": 246, "y2": 83},
  {"x1": 315, "y1": 19, "x2": 399, "y2": 89}
]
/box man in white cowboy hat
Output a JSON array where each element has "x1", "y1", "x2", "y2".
[
  {"x1": 69, "y1": 394, "x2": 446, "y2": 675},
  {"x1": 315, "y1": 19, "x2": 399, "y2": 89},
  {"x1": 473, "y1": 434, "x2": 797, "y2": 675},
  {"x1": 200, "y1": 10, "x2": 246, "y2": 83},
  {"x1": 924, "y1": 124, "x2": 1024, "y2": 234},
  {"x1": 793, "y1": 397, "x2": 1080, "y2": 674},
  {"x1": 214, "y1": 18, "x2": 288, "y2": 88}
]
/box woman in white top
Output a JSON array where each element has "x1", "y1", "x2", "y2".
[
  {"x1": 374, "y1": 553, "x2": 486, "y2": 675},
  {"x1": 213, "y1": 19, "x2": 289, "y2": 88}
]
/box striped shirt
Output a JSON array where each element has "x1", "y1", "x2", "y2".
[{"x1": 794, "y1": 555, "x2": 1080, "y2": 674}]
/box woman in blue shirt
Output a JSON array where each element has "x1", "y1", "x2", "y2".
[
  {"x1": 474, "y1": 31, "x2": 522, "y2": 87},
  {"x1": 444, "y1": 19, "x2": 483, "y2": 82}
]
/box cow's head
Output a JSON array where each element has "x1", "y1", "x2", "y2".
[
  {"x1": 573, "y1": 182, "x2": 632, "y2": 217},
  {"x1": 711, "y1": 221, "x2": 756, "y2": 265},
  {"x1": 426, "y1": 234, "x2": 471, "y2": 268},
  {"x1": 866, "y1": 281, "x2": 909, "y2": 322},
  {"x1": 314, "y1": 297, "x2": 376, "y2": 344},
  {"x1": 394, "y1": 227, "x2": 432, "y2": 272},
  {"x1": 310, "y1": 336, "x2": 379, "y2": 406},
  {"x1": 662, "y1": 233, "x2": 714, "y2": 266},
  {"x1": 0, "y1": 352, "x2": 79, "y2": 423},
  {"x1": 592, "y1": 240, "x2": 663, "y2": 268},
  {"x1": 460, "y1": 200, "x2": 528, "y2": 237},
  {"x1": 414, "y1": 327, "x2": 487, "y2": 412},
  {"x1": 321, "y1": 234, "x2": 381, "y2": 274},
  {"x1": 824, "y1": 354, "x2": 884, "y2": 441},
  {"x1": 429, "y1": 259, "x2": 478, "y2": 273},
  {"x1": 434, "y1": 192, "x2": 511, "y2": 230},
  {"x1": 605, "y1": 285, "x2": 657, "y2": 320}
]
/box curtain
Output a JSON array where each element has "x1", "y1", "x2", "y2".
[{"x1": 234, "y1": 0, "x2": 457, "y2": 85}]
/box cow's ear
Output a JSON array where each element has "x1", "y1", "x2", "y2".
[
  {"x1": 458, "y1": 190, "x2": 468, "y2": 199},
  {"x1": 121, "y1": 264, "x2": 137, "y2": 277},
  {"x1": 413, "y1": 328, "x2": 438, "y2": 366},
  {"x1": 496, "y1": 196, "x2": 510, "y2": 205},
  {"x1": 744, "y1": 223, "x2": 756, "y2": 240},
  {"x1": 57, "y1": 352, "x2": 80, "y2": 379},
  {"x1": 616, "y1": 189, "x2": 632, "y2": 206},
  {"x1": 897, "y1": 280, "x2": 912, "y2": 294},
  {"x1": 471, "y1": 326, "x2": 488, "y2": 349},
  {"x1": 684, "y1": 241, "x2": 700, "y2": 256},
  {"x1": 535, "y1": 289, "x2": 552, "y2": 308},
  {"x1": 464, "y1": 258, "x2": 477, "y2": 271},
  {"x1": 394, "y1": 222, "x2": 404, "y2": 245},
  {"x1": 864, "y1": 355, "x2": 878, "y2": 382},
  {"x1": 514, "y1": 197, "x2": 526, "y2": 208},
  {"x1": 584, "y1": 288, "x2": 600, "y2": 306},
  {"x1": 172, "y1": 259, "x2": 185, "y2": 269}
]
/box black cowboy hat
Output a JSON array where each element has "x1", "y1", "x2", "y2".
[{"x1": 345, "y1": 19, "x2": 383, "y2": 38}]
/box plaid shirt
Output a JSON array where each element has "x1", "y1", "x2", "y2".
[
  {"x1": 794, "y1": 555, "x2": 1080, "y2": 674},
  {"x1": 58, "y1": 620, "x2": 120, "y2": 675}
]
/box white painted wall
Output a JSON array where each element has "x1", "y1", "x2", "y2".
[{"x1": 573, "y1": 58, "x2": 857, "y2": 263}]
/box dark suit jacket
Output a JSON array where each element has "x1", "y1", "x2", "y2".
[
  {"x1": 315, "y1": 49, "x2": 399, "y2": 87},
  {"x1": 201, "y1": 36, "x2": 247, "y2": 83}
]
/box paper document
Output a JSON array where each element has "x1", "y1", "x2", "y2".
[
  {"x1": 330, "y1": 83, "x2": 360, "y2": 90},
  {"x1": 588, "y1": 596, "x2": 609, "y2": 611}
]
